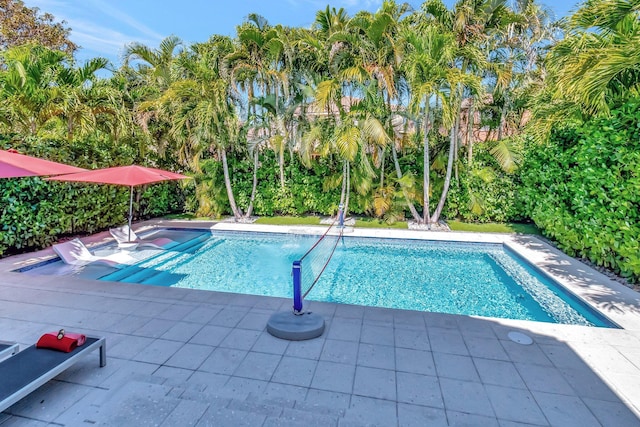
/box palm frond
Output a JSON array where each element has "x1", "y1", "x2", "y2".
[
  {"x1": 363, "y1": 116, "x2": 391, "y2": 147},
  {"x1": 489, "y1": 139, "x2": 522, "y2": 173},
  {"x1": 335, "y1": 125, "x2": 360, "y2": 161}
]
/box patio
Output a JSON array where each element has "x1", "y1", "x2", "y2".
[{"x1": 0, "y1": 222, "x2": 639, "y2": 426}]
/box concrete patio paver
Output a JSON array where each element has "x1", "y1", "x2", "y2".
[{"x1": 1, "y1": 222, "x2": 640, "y2": 426}]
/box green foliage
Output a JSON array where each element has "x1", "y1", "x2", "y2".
[
  {"x1": 0, "y1": 0, "x2": 77, "y2": 53},
  {"x1": 4, "y1": 0, "x2": 633, "y2": 286},
  {"x1": 442, "y1": 143, "x2": 525, "y2": 223},
  {"x1": 448, "y1": 220, "x2": 540, "y2": 234},
  {"x1": 1, "y1": 178, "x2": 62, "y2": 253},
  {"x1": 520, "y1": 99, "x2": 640, "y2": 282},
  {"x1": 0, "y1": 137, "x2": 188, "y2": 256},
  {"x1": 226, "y1": 152, "x2": 342, "y2": 217},
  {"x1": 141, "y1": 181, "x2": 187, "y2": 218}
]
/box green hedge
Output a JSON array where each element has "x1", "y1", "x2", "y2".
[
  {"x1": 519, "y1": 100, "x2": 640, "y2": 282},
  {"x1": 0, "y1": 136, "x2": 187, "y2": 256},
  {"x1": 0, "y1": 177, "x2": 186, "y2": 256},
  {"x1": 442, "y1": 143, "x2": 525, "y2": 223},
  {"x1": 225, "y1": 152, "x2": 343, "y2": 217}
]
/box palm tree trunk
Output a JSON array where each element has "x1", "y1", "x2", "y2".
[
  {"x1": 422, "y1": 102, "x2": 431, "y2": 226},
  {"x1": 220, "y1": 148, "x2": 242, "y2": 219},
  {"x1": 467, "y1": 100, "x2": 474, "y2": 165},
  {"x1": 497, "y1": 96, "x2": 508, "y2": 140},
  {"x1": 391, "y1": 142, "x2": 422, "y2": 222},
  {"x1": 276, "y1": 83, "x2": 286, "y2": 188},
  {"x1": 454, "y1": 60, "x2": 469, "y2": 182},
  {"x1": 245, "y1": 150, "x2": 259, "y2": 218},
  {"x1": 279, "y1": 144, "x2": 285, "y2": 188},
  {"x1": 431, "y1": 127, "x2": 456, "y2": 224},
  {"x1": 340, "y1": 160, "x2": 347, "y2": 206},
  {"x1": 379, "y1": 147, "x2": 385, "y2": 188},
  {"x1": 344, "y1": 163, "x2": 350, "y2": 217},
  {"x1": 67, "y1": 117, "x2": 74, "y2": 141},
  {"x1": 453, "y1": 111, "x2": 460, "y2": 182}
]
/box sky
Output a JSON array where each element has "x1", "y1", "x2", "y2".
[{"x1": 23, "y1": 0, "x2": 582, "y2": 67}]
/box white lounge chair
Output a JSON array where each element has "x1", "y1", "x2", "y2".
[
  {"x1": 52, "y1": 238, "x2": 132, "y2": 267},
  {"x1": 109, "y1": 225, "x2": 177, "y2": 250}
]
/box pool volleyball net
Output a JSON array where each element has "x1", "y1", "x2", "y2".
[{"x1": 292, "y1": 204, "x2": 345, "y2": 313}]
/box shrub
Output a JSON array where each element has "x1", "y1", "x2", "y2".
[
  {"x1": 442, "y1": 143, "x2": 525, "y2": 223},
  {"x1": 519, "y1": 99, "x2": 640, "y2": 282}
]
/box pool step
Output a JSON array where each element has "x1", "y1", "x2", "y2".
[
  {"x1": 120, "y1": 258, "x2": 191, "y2": 284},
  {"x1": 124, "y1": 239, "x2": 225, "y2": 285},
  {"x1": 161, "y1": 232, "x2": 212, "y2": 254},
  {"x1": 103, "y1": 251, "x2": 192, "y2": 284},
  {"x1": 100, "y1": 236, "x2": 221, "y2": 285}
]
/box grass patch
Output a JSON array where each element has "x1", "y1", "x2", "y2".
[
  {"x1": 165, "y1": 213, "x2": 538, "y2": 235},
  {"x1": 354, "y1": 218, "x2": 408, "y2": 229},
  {"x1": 256, "y1": 216, "x2": 408, "y2": 229},
  {"x1": 163, "y1": 213, "x2": 213, "y2": 220},
  {"x1": 447, "y1": 220, "x2": 541, "y2": 235},
  {"x1": 255, "y1": 216, "x2": 322, "y2": 225}
]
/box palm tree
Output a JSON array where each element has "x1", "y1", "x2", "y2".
[
  {"x1": 547, "y1": 0, "x2": 640, "y2": 117},
  {"x1": 101, "y1": 69, "x2": 142, "y2": 148},
  {"x1": 308, "y1": 6, "x2": 361, "y2": 215},
  {"x1": 123, "y1": 35, "x2": 183, "y2": 90},
  {"x1": 0, "y1": 44, "x2": 67, "y2": 135},
  {"x1": 403, "y1": 24, "x2": 458, "y2": 225},
  {"x1": 430, "y1": 68, "x2": 482, "y2": 224},
  {"x1": 423, "y1": 0, "x2": 508, "y2": 167},
  {"x1": 225, "y1": 15, "x2": 282, "y2": 215},
  {"x1": 481, "y1": 0, "x2": 554, "y2": 170},
  {"x1": 267, "y1": 24, "x2": 311, "y2": 189},
  {"x1": 0, "y1": 44, "x2": 132, "y2": 149},
  {"x1": 349, "y1": 1, "x2": 427, "y2": 222},
  {"x1": 157, "y1": 37, "x2": 245, "y2": 220},
  {"x1": 123, "y1": 35, "x2": 184, "y2": 162},
  {"x1": 52, "y1": 57, "x2": 113, "y2": 141}
]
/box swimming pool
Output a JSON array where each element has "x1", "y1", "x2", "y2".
[{"x1": 87, "y1": 229, "x2": 613, "y2": 327}]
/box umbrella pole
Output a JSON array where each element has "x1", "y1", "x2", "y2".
[{"x1": 128, "y1": 186, "x2": 134, "y2": 241}]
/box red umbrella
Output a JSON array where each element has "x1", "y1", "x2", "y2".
[
  {"x1": 48, "y1": 165, "x2": 190, "y2": 241},
  {"x1": 0, "y1": 149, "x2": 86, "y2": 178}
]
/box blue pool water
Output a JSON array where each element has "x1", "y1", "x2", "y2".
[{"x1": 95, "y1": 230, "x2": 613, "y2": 327}]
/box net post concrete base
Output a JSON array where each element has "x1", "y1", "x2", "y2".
[{"x1": 267, "y1": 311, "x2": 325, "y2": 340}]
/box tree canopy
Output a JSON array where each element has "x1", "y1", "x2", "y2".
[{"x1": 0, "y1": 0, "x2": 76, "y2": 53}]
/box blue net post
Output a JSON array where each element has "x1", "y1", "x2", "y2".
[
  {"x1": 338, "y1": 203, "x2": 344, "y2": 228},
  {"x1": 292, "y1": 260, "x2": 303, "y2": 313}
]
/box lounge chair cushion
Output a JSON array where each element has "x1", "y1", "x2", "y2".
[{"x1": 36, "y1": 331, "x2": 86, "y2": 353}]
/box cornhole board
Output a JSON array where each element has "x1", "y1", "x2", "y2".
[{"x1": 0, "y1": 336, "x2": 106, "y2": 412}]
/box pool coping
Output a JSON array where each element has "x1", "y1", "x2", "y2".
[{"x1": 4, "y1": 220, "x2": 639, "y2": 331}]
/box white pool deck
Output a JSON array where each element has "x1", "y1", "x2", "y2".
[{"x1": 0, "y1": 220, "x2": 639, "y2": 426}]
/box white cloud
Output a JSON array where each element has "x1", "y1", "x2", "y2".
[
  {"x1": 22, "y1": 0, "x2": 164, "y2": 63},
  {"x1": 285, "y1": 0, "x2": 383, "y2": 11},
  {"x1": 65, "y1": 18, "x2": 158, "y2": 57},
  {"x1": 86, "y1": 0, "x2": 164, "y2": 42},
  {"x1": 339, "y1": 0, "x2": 383, "y2": 7}
]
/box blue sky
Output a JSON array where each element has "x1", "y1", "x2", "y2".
[{"x1": 24, "y1": 0, "x2": 581, "y2": 66}]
